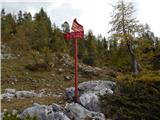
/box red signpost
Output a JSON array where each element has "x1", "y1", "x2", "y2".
[
  {"x1": 64, "y1": 31, "x2": 84, "y2": 40},
  {"x1": 64, "y1": 19, "x2": 84, "y2": 102}
]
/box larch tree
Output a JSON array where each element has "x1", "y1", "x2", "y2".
[{"x1": 109, "y1": 0, "x2": 140, "y2": 76}]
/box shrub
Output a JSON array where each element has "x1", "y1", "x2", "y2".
[
  {"x1": 26, "y1": 47, "x2": 53, "y2": 71},
  {"x1": 101, "y1": 80, "x2": 160, "y2": 119}
]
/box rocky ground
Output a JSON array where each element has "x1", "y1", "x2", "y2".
[
  {"x1": 1, "y1": 45, "x2": 119, "y2": 119},
  {"x1": 1, "y1": 80, "x2": 116, "y2": 120},
  {"x1": 1, "y1": 45, "x2": 160, "y2": 120}
]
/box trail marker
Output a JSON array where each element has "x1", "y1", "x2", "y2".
[{"x1": 64, "y1": 19, "x2": 84, "y2": 102}]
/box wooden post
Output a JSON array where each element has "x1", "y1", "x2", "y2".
[{"x1": 74, "y1": 39, "x2": 78, "y2": 102}]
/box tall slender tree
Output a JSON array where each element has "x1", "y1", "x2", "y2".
[{"x1": 109, "y1": 0, "x2": 140, "y2": 76}]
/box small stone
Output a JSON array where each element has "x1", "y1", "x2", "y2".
[
  {"x1": 11, "y1": 82, "x2": 14, "y2": 85},
  {"x1": 46, "y1": 84, "x2": 50, "y2": 87},
  {"x1": 51, "y1": 74, "x2": 55, "y2": 77},
  {"x1": 58, "y1": 68, "x2": 64, "y2": 73},
  {"x1": 64, "y1": 76, "x2": 72, "y2": 81}
]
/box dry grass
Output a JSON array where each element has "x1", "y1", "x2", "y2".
[
  {"x1": 1, "y1": 96, "x2": 64, "y2": 112},
  {"x1": 1, "y1": 52, "x2": 112, "y2": 111}
]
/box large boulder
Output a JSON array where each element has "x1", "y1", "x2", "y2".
[
  {"x1": 78, "y1": 80, "x2": 115, "y2": 95},
  {"x1": 66, "y1": 80, "x2": 115, "y2": 99},
  {"x1": 65, "y1": 80, "x2": 116, "y2": 112},
  {"x1": 47, "y1": 112, "x2": 70, "y2": 120},
  {"x1": 20, "y1": 103, "x2": 48, "y2": 120},
  {"x1": 20, "y1": 103, "x2": 70, "y2": 120},
  {"x1": 52, "y1": 103, "x2": 65, "y2": 112},
  {"x1": 79, "y1": 92, "x2": 101, "y2": 112},
  {"x1": 65, "y1": 102, "x2": 105, "y2": 120}
]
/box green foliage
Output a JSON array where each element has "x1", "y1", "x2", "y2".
[
  {"x1": 31, "y1": 21, "x2": 49, "y2": 50},
  {"x1": 35, "y1": 8, "x2": 52, "y2": 35},
  {"x1": 110, "y1": 46, "x2": 131, "y2": 72},
  {"x1": 101, "y1": 80, "x2": 160, "y2": 119},
  {"x1": 17, "y1": 10, "x2": 23, "y2": 25},
  {"x1": 1, "y1": 7, "x2": 160, "y2": 74},
  {"x1": 1, "y1": 12, "x2": 16, "y2": 42},
  {"x1": 41, "y1": 46, "x2": 53, "y2": 65},
  {"x1": 136, "y1": 36, "x2": 160, "y2": 70},
  {"x1": 10, "y1": 22, "x2": 33, "y2": 51},
  {"x1": 50, "y1": 27, "x2": 67, "y2": 52},
  {"x1": 3, "y1": 112, "x2": 38, "y2": 120},
  {"x1": 83, "y1": 31, "x2": 98, "y2": 66},
  {"x1": 109, "y1": 0, "x2": 141, "y2": 75},
  {"x1": 26, "y1": 47, "x2": 53, "y2": 71},
  {"x1": 3, "y1": 112, "x2": 20, "y2": 120}
]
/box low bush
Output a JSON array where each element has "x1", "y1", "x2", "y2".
[{"x1": 101, "y1": 80, "x2": 160, "y2": 119}]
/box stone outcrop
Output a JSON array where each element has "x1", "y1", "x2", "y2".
[
  {"x1": 1, "y1": 89, "x2": 49, "y2": 100},
  {"x1": 1, "y1": 80, "x2": 116, "y2": 120},
  {"x1": 65, "y1": 80, "x2": 116, "y2": 112},
  {"x1": 20, "y1": 103, "x2": 70, "y2": 120}
]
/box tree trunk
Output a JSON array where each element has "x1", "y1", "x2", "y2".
[
  {"x1": 127, "y1": 43, "x2": 139, "y2": 76},
  {"x1": 121, "y1": 1, "x2": 139, "y2": 76}
]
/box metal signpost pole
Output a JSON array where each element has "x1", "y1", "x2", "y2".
[
  {"x1": 74, "y1": 39, "x2": 78, "y2": 102},
  {"x1": 64, "y1": 18, "x2": 83, "y2": 102}
]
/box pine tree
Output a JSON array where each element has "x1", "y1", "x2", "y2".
[
  {"x1": 35, "y1": 8, "x2": 52, "y2": 36},
  {"x1": 84, "y1": 30, "x2": 98, "y2": 66},
  {"x1": 31, "y1": 8, "x2": 52, "y2": 50},
  {"x1": 1, "y1": 13, "x2": 16, "y2": 41},
  {"x1": 61, "y1": 21, "x2": 70, "y2": 33},
  {"x1": 1, "y1": 8, "x2": 5, "y2": 17},
  {"x1": 50, "y1": 27, "x2": 67, "y2": 52},
  {"x1": 14, "y1": 12, "x2": 34, "y2": 51},
  {"x1": 23, "y1": 12, "x2": 32, "y2": 22},
  {"x1": 17, "y1": 10, "x2": 23, "y2": 24}
]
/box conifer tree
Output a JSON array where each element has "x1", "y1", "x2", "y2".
[{"x1": 109, "y1": 0, "x2": 140, "y2": 75}]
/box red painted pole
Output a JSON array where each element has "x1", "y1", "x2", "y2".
[{"x1": 74, "y1": 39, "x2": 78, "y2": 102}]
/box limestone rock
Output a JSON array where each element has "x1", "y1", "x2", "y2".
[
  {"x1": 20, "y1": 103, "x2": 70, "y2": 120},
  {"x1": 79, "y1": 92, "x2": 101, "y2": 112},
  {"x1": 1, "y1": 93, "x2": 15, "y2": 99},
  {"x1": 52, "y1": 103, "x2": 64, "y2": 112},
  {"x1": 5, "y1": 88, "x2": 16, "y2": 94},
  {"x1": 65, "y1": 80, "x2": 116, "y2": 112},
  {"x1": 15, "y1": 91, "x2": 37, "y2": 98},
  {"x1": 65, "y1": 103, "x2": 105, "y2": 120},
  {"x1": 47, "y1": 112, "x2": 70, "y2": 120}
]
